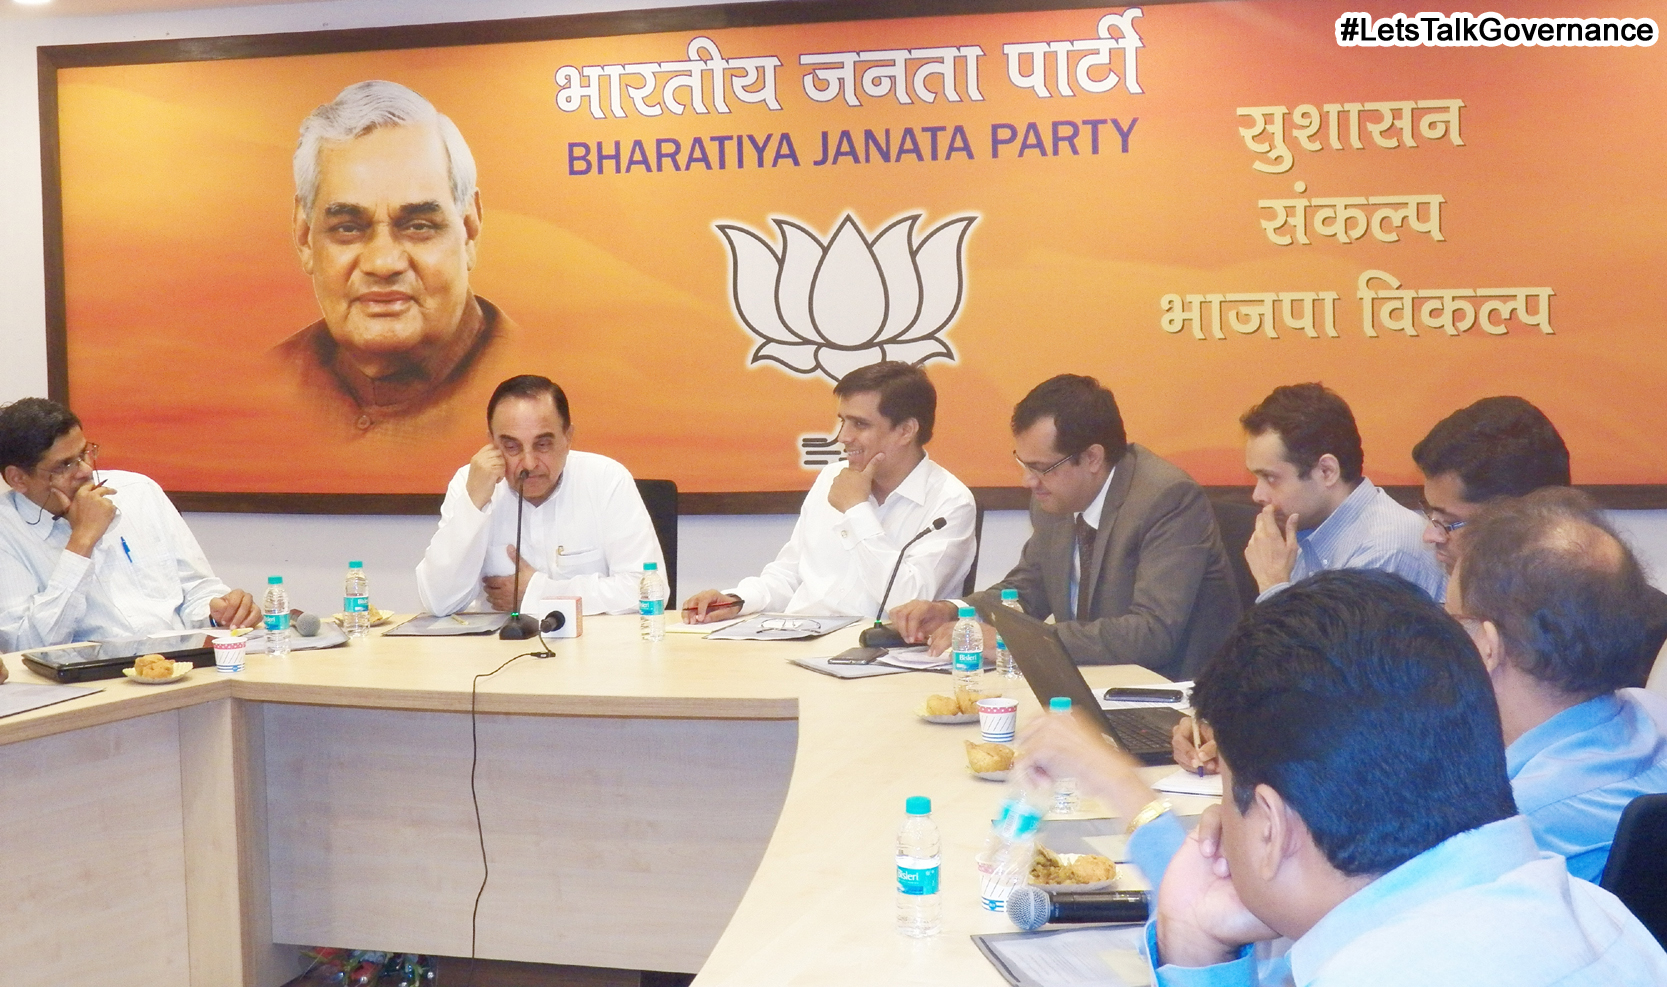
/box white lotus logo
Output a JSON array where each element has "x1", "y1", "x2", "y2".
[{"x1": 716, "y1": 212, "x2": 977, "y2": 381}]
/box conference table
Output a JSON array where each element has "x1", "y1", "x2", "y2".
[{"x1": 0, "y1": 616, "x2": 1194, "y2": 986}]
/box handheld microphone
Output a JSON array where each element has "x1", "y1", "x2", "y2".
[
  {"x1": 499, "y1": 469, "x2": 538, "y2": 641},
  {"x1": 857, "y1": 517, "x2": 947, "y2": 649},
  {"x1": 293, "y1": 611, "x2": 322, "y2": 638},
  {"x1": 1004, "y1": 886, "x2": 1150, "y2": 932}
]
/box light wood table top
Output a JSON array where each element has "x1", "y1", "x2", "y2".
[{"x1": 0, "y1": 616, "x2": 1179, "y2": 984}]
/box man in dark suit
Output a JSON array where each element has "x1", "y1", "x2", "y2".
[{"x1": 890, "y1": 375, "x2": 1241, "y2": 680}]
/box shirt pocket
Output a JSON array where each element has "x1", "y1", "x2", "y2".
[
  {"x1": 129, "y1": 554, "x2": 185, "y2": 607},
  {"x1": 552, "y1": 547, "x2": 606, "y2": 576}
]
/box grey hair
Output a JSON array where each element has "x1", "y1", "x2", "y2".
[{"x1": 293, "y1": 80, "x2": 477, "y2": 214}]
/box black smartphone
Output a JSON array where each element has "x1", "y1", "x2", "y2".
[
  {"x1": 1102, "y1": 686, "x2": 1186, "y2": 704},
  {"x1": 828, "y1": 646, "x2": 887, "y2": 665}
]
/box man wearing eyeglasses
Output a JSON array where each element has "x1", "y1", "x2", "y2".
[
  {"x1": 0, "y1": 398, "x2": 260, "y2": 652},
  {"x1": 890, "y1": 374, "x2": 1240, "y2": 680}
]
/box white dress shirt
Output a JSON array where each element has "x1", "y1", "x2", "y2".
[
  {"x1": 415, "y1": 451, "x2": 665, "y2": 617},
  {"x1": 0, "y1": 469, "x2": 230, "y2": 651},
  {"x1": 729, "y1": 454, "x2": 977, "y2": 617},
  {"x1": 1068, "y1": 466, "x2": 1115, "y2": 618}
]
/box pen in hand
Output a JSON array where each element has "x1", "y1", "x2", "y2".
[{"x1": 1192, "y1": 715, "x2": 1205, "y2": 778}]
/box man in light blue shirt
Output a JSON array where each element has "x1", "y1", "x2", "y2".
[
  {"x1": 1447, "y1": 487, "x2": 1667, "y2": 882},
  {"x1": 1240, "y1": 383, "x2": 1443, "y2": 603},
  {"x1": 1141, "y1": 571, "x2": 1665, "y2": 986}
]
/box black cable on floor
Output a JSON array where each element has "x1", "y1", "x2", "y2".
[{"x1": 465, "y1": 651, "x2": 535, "y2": 987}]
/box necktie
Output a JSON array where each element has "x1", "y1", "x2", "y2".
[{"x1": 1074, "y1": 514, "x2": 1096, "y2": 621}]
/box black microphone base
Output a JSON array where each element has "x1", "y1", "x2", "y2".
[
  {"x1": 857, "y1": 623, "x2": 908, "y2": 649},
  {"x1": 498, "y1": 614, "x2": 537, "y2": 640}
]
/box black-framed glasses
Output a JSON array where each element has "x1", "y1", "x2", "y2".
[
  {"x1": 1014, "y1": 451, "x2": 1076, "y2": 477},
  {"x1": 1420, "y1": 506, "x2": 1466, "y2": 536},
  {"x1": 33, "y1": 443, "x2": 98, "y2": 480}
]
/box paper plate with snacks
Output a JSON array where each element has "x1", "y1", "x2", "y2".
[
  {"x1": 1028, "y1": 846, "x2": 1117, "y2": 893},
  {"x1": 916, "y1": 690, "x2": 989, "y2": 724},
  {"x1": 123, "y1": 655, "x2": 190, "y2": 685},
  {"x1": 965, "y1": 740, "x2": 1014, "y2": 780}
]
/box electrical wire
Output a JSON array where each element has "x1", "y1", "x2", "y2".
[{"x1": 465, "y1": 650, "x2": 539, "y2": 986}]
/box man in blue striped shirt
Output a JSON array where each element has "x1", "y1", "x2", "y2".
[{"x1": 1240, "y1": 383, "x2": 1444, "y2": 603}]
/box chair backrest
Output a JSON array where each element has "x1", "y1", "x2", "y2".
[
  {"x1": 1208, "y1": 491, "x2": 1262, "y2": 610},
  {"x1": 1600, "y1": 791, "x2": 1667, "y2": 948},
  {"x1": 1647, "y1": 636, "x2": 1667, "y2": 699},
  {"x1": 634, "y1": 479, "x2": 679, "y2": 603},
  {"x1": 961, "y1": 503, "x2": 987, "y2": 598}
]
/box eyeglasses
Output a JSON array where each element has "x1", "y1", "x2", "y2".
[
  {"x1": 33, "y1": 443, "x2": 98, "y2": 480},
  {"x1": 1420, "y1": 506, "x2": 1466, "y2": 536},
  {"x1": 1014, "y1": 451, "x2": 1077, "y2": 478}
]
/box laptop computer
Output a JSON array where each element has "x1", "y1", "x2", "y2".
[
  {"x1": 986, "y1": 605, "x2": 1182, "y2": 766},
  {"x1": 21, "y1": 631, "x2": 217, "y2": 683}
]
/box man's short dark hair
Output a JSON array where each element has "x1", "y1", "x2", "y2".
[
  {"x1": 832, "y1": 361, "x2": 936, "y2": 445},
  {"x1": 1457, "y1": 488, "x2": 1652, "y2": 697},
  {"x1": 1240, "y1": 383, "x2": 1364, "y2": 484},
  {"x1": 487, "y1": 375, "x2": 570, "y2": 429},
  {"x1": 1411, "y1": 396, "x2": 1570, "y2": 503},
  {"x1": 1191, "y1": 569, "x2": 1516, "y2": 877},
  {"x1": 0, "y1": 398, "x2": 81, "y2": 474},
  {"x1": 1010, "y1": 375, "x2": 1128, "y2": 464}
]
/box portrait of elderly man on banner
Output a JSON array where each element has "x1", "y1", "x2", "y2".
[{"x1": 273, "y1": 80, "x2": 524, "y2": 446}]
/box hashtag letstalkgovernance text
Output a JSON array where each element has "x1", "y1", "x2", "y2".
[{"x1": 1335, "y1": 11, "x2": 1656, "y2": 47}]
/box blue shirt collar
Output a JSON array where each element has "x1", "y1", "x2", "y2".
[
  {"x1": 1296, "y1": 477, "x2": 1378, "y2": 559},
  {"x1": 1289, "y1": 816, "x2": 1537, "y2": 985},
  {"x1": 1506, "y1": 692, "x2": 1623, "y2": 775}
]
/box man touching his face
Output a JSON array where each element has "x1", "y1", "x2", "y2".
[{"x1": 415, "y1": 376, "x2": 663, "y2": 617}]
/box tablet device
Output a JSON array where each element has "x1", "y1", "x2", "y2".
[{"x1": 20, "y1": 631, "x2": 216, "y2": 683}]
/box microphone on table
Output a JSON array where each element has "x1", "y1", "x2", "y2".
[
  {"x1": 288, "y1": 610, "x2": 322, "y2": 637},
  {"x1": 857, "y1": 517, "x2": 947, "y2": 649},
  {"x1": 1005, "y1": 886, "x2": 1151, "y2": 931},
  {"x1": 499, "y1": 469, "x2": 538, "y2": 641}
]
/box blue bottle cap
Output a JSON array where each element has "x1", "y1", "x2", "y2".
[
  {"x1": 645, "y1": 561, "x2": 659, "y2": 570},
  {"x1": 1000, "y1": 588, "x2": 1019, "y2": 600},
  {"x1": 349, "y1": 560, "x2": 363, "y2": 568},
  {"x1": 957, "y1": 606, "x2": 976, "y2": 618},
  {"x1": 1049, "y1": 696, "x2": 1072, "y2": 712},
  {"x1": 906, "y1": 795, "x2": 931, "y2": 815},
  {"x1": 268, "y1": 575, "x2": 283, "y2": 584}
]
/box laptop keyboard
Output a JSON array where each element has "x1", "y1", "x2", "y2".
[{"x1": 1105, "y1": 707, "x2": 1183, "y2": 763}]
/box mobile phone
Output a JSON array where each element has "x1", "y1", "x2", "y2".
[
  {"x1": 828, "y1": 646, "x2": 887, "y2": 665},
  {"x1": 1102, "y1": 686, "x2": 1186, "y2": 704}
]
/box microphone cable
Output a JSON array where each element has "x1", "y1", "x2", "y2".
[{"x1": 464, "y1": 647, "x2": 541, "y2": 986}]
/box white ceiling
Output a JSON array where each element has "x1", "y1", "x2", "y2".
[{"x1": 3, "y1": 0, "x2": 320, "y2": 17}]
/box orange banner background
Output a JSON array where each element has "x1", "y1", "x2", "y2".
[{"x1": 53, "y1": 1, "x2": 1667, "y2": 495}]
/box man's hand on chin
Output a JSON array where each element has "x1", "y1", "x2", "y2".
[{"x1": 1154, "y1": 807, "x2": 1278, "y2": 968}]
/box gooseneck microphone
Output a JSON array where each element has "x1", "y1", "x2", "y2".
[
  {"x1": 498, "y1": 469, "x2": 538, "y2": 641},
  {"x1": 856, "y1": 516, "x2": 947, "y2": 649},
  {"x1": 1004, "y1": 886, "x2": 1151, "y2": 932}
]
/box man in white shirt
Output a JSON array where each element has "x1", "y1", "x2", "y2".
[
  {"x1": 416, "y1": 375, "x2": 664, "y2": 617},
  {"x1": 682, "y1": 361, "x2": 976, "y2": 622},
  {"x1": 0, "y1": 398, "x2": 259, "y2": 651}
]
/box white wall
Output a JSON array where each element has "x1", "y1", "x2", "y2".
[{"x1": 5, "y1": 0, "x2": 1667, "y2": 615}]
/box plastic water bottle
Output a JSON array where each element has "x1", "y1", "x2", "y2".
[
  {"x1": 263, "y1": 575, "x2": 290, "y2": 657},
  {"x1": 977, "y1": 783, "x2": 1051, "y2": 911},
  {"x1": 343, "y1": 561, "x2": 370, "y2": 642},
  {"x1": 639, "y1": 562, "x2": 666, "y2": 642},
  {"x1": 994, "y1": 588, "x2": 1025, "y2": 685},
  {"x1": 896, "y1": 795, "x2": 941, "y2": 937},
  {"x1": 1049, "y1": 697, "x2": 1080, "y2": 815},
  {"x1": 951, "y1": 605, "x2": 984, "y2": 694}
]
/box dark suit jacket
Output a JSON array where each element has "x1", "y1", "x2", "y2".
[{"x1": 967, "y1": 444, "x2": 1242, "y2": 681}]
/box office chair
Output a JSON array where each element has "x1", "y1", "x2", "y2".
[
  {"x1": 1600, "y1": 792, "x2": 1667, "y2": 948},
  {"x1": 1208, "y1": 491, "x2": 1261, "y2": 610},
  {"x1": 635, "y1": 479, "x2": 679, "y2": 603},
  {"x1": 962, "y1": 503, "x2": 986, "y2": 597}
]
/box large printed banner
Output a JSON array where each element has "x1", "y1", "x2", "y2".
[{"x1": 49, "y1": 1, "x2": 1666, "y2": 498}]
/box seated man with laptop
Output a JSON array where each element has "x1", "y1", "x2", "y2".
[
  {"x1": 891, "y1": 375, "x2": 1241, "y2": 681},
  {"x1": 1021, "y1": 570, "x2": 1667, "y2": 986},
  {"x1": 0, "y1": 398, "x2": 259, "y2": 653}
]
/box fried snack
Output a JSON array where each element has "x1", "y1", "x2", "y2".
[
  {"x1": 964, "y1": 740, "x2": 1015, "y2": 774},
  {"x1": 924, "y1": 694, "x2": 962, "y2": 717},
  {"x1": 1029, "y1": 845, "x2": 1118, "y2": 885},
  {"x1": 954, "y1": 687, "x2": 990, "y2": 715},
  {"x1": 133, "y1": 654, "x2": 176, "y2": 680}
]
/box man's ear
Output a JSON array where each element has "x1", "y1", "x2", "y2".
[
  {"x1": 1253, "y1": 783, "x2": 1306, "y2": 881},
  {"x1": 2, "y1": 465, "x2": 28, "y2": 494},
  {"x1": 1080, "y1": 443, "x2": 1106, "y2": 472},
  {"x1": 292, "y1": 197, "x2": 315, "y2": 274},
  {"x1": 1314, "y1": 453, "x2": 1342, "y2": 488},
  {"x1": 1474, "y1": 619, "x2": 1506, "y2": 675},
  {"x1": 463, "y1": 189, "x2": 483, "y2": 271},
  {"x1": 896, "y1": 416, "x2": 919, "y2": 446}
]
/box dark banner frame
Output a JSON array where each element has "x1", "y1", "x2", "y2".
[{"x1": 37, "y1": 0, "x2": 1665, "y2": 514}]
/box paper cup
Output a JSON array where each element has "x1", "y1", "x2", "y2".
[
  {"x1": 977, "y1": 697, "x2": 1018, "y2": 743},
  {"x1": 212, "y1": 635, "x2": 246, "y2": 674},
  {"x1": 976, "y1": 851, "x2": 1022, "y2": 912}
]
